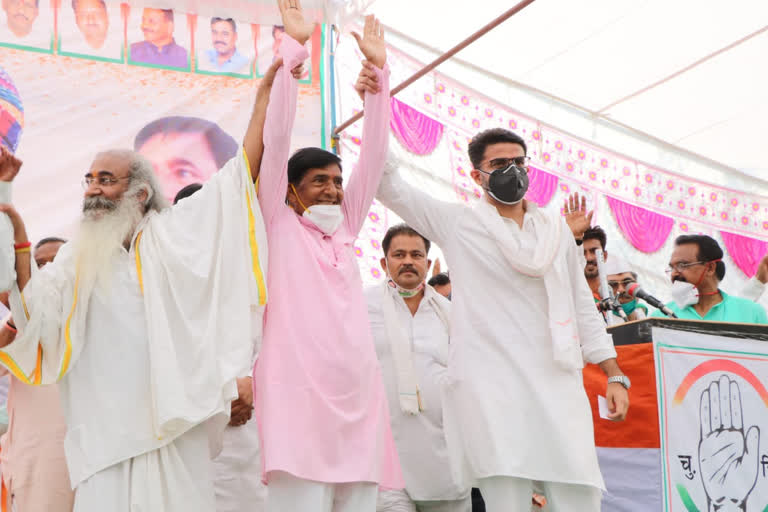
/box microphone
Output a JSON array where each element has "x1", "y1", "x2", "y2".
[
  {"x1": 597, "y1": 298, "x2": 628, "y2": 320},
  {"x1": 627, "y1": 283, "x2": 678, "y2": 319}
]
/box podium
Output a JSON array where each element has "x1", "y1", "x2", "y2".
[{"x1": 582, "y1": 318, "x2": 768, "y2": 512}]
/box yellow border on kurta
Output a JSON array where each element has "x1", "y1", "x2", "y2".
[
  {"x1": 59, "y1": 272, "x2": 78, "y2": 379},
  {"x1": 242, "y1": 149, "x2": 267, "y2": 306},
  {"x1": 32, "y1": 344, "x2": 42, "y2": 385},
  {"x1": 0, "y1": 352, "x2": 31, "y2": 385},
  {"x1": 13, "y1": 292, "x2": 44, "y2": 385},
  {"x1": 134, "y1": 231, "x2": 144, "y2": 295}
]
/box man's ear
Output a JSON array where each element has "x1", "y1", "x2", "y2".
[
  {"x1": 380, "y1": 257, "x2": 388, "y2": 275},
  {"x1": 286, "y1": 184, "x2": 298, "y2": 209},
  {"x1": 470, "y1": 169, "x2": 483, "y2": 187}
]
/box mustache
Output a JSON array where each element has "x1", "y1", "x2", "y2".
[
  {"x1": 672, "y1": 276, "x2": 688, "y2": 283},
  {"x1": 398, "y1": 265, "x2": 418, "y2": 275},
  {"x1": 214, "y1": 40, "x2": 227, "y2": 45},
  {"x1": 83, "y1": 196, "x2": 118, "y2": 212}
]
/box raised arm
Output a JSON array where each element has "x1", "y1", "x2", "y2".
[
  {"x1": 0, "y1": 148, "x2": 30, "y2": 292},
  {"x1": 256, "y1": 0, "x2": 313, "y2": 224},
  {"x1": 376, "y1": 149, "x2": 461, "y2": 249},
  {"x1": 740, "y1": 255, "x2": 767, "y2": 302},
  {"x1": 243, "y1": 59, "x2": 306, "y2": 183},
  {"x1": 339, "y1": 16, "x2": 391, "y2": 234},
  {"x1": 0, "y1": 205, "x2": 31, "y2": 292}
]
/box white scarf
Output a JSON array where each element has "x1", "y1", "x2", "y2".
[
  {"x1": 382, "y1": 282, "x2": 450, "y2": 414},
  {"x1": 474, "y1": 200, "x2": 583, "y2": 370}
]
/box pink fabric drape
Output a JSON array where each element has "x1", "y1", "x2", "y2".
[
  {"x1": 525, "y1": 166, "x2": 558, "y2": 207},
  {"x1": 607, "y1": 196, "x2": 674, "y2": 253},
  {"x1": 390, "y1": 97, "x2": 443, "y2": 155},
  {"x1": 720, "y1": 231, "x2": 768, "y2": 277}
]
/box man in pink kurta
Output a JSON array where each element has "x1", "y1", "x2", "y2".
[{"x1": 253, "y1": 5, "x2": 402, "y2": 511}]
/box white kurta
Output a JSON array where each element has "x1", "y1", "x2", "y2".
[
  {"x1": 214, "y1": 419, "x2": 266, "y2": 512},
  {"x1": 1, "y1": 149, "x2": 267, "y2": 508},
  {"x1": 213, "y1": 332, "x2": 266, "y2": 512},
  {"x1": 376, "y1": 158, "x2": 616, "y2": 490},
  {"x1": 365, "y1": 283, "x2": 469, "y2": 502}
]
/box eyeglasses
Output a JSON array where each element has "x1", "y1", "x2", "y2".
[
  {"x1": 608, "y1": 279, "x2": 636, "y2": 290},
  {"x1": 664, "y1": 261, "x2": 706, "y2": 274},
  {"x1": 484, "y1": 156, "x2": 531, "y2": 171},
  {"x1": 82, "y1": 176, "x2": 131, "y2": 189}
]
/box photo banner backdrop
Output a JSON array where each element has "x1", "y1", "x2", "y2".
[
  {"x1": 654, "y1": 328, "x2": 768, "y2": 512},
  {"x1": 0, "y1": 1, "x2": 327, "y2": 243}
]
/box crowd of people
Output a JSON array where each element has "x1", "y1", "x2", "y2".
[{"x1": 0, "y1": 1, "x2": 766, "y2": 511}]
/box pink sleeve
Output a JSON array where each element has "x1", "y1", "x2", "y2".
[
  {"x1": 341, "y1": 64, "x2": 391, "y2": 235},
  {"x1": 257, "y1": 36, "x2": 310, "y2": 226}
]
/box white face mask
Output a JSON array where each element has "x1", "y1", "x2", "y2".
[
  {"x1": 303, "y1": 204, "x2": 344, "y2": 235},
  {"x1": 670, "y1": 280, "x2": 698, "y2": 309}
]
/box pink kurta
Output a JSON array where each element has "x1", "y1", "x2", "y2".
[
  {"x1": 0, "y1": 374, "x2": 74, "y2": 512},
  {"x1": 253, "y1": 35, "x2": 403, "y2": 488}
]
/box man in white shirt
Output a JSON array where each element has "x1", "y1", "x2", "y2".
[
  {"x1": 365, "y1": 224, "x2": 471, "y2": 512},
  {"x1": 604, "y1": 256, "x2": 647, "y2": 322},
  {"x1": 375, "y1": 122, "x2": 630, "y2": 510}
]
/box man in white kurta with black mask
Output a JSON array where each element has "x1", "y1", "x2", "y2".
[
  {"x1": 0, "y1": 66, "x2": 276, "y2": 510},
  {"x1": 365, "y1": 224, "x2": 470, "y2": 512},
  {"x1": 376, "y1": 127, "x2": 630, "y2": 511}
]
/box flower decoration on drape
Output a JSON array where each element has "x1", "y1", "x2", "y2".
[
  {"x1": 525, "y1": 166, "x2": 558, "y2": 207},
  {"x1": 720, "y1": 231, "x2": 767, "y2": 277},
  {"x1": 607, "y1": 196, "x2": 674, "y2": 253},
  {"x1": 389, "y1": 97, "x2": 444, "y2": 155}
]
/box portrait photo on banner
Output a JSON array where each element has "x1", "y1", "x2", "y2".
[
  {"x1": 255, "y1": 23, "x2": 310, "y2": 83},
  {"x1": 0, "y1": 0, "x2": 53, "y2": 52},
  {"x1": 127, "y1": 6, "x2": 189, "y2": 71},
  {"x1": 133, "y1": 115, "x2": 239, "y2": 202},
  {"x1": 58, "y1": 0, "x2": 124, "y2": 62},
  {"x1": 195, "y1": 16, "x2": 254, "y2": 78}
]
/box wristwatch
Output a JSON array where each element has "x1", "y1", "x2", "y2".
[{"x1": 607, "y1": 375, "x2": 631, "y2": 390}]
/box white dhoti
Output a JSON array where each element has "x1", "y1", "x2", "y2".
[
  {"x1": 377, "y1": 489, "x2": 471, "y2": 512},
  {"x1": 478, "y1": 476, "x2": 601, "y2": 512},
  {"x1": 213, "y1": 420, "x2": 267, "y2": 512},
  {"x1": 266, "y1": 471, "x2": 378, "y2": 512},
  {"x1": 73, "y1": 423, "x2": 213, "y2": 512}
]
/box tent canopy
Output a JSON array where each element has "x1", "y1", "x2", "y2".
[{"x1": 368, "y1": 0, "x2": 768, "y2": 191}]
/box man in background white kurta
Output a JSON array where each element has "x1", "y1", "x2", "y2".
[
  {"x1": 375, "y1": 126, "x2": 630, "y2": 511},
  {"x1": 365, "y1": 224, "x2": 471, "y2": 512},
  {"x1": 0, "y1": 64, "x2": 275, "y2": 510}
]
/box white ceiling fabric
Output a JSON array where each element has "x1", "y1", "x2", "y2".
[{"x1": 365, "y1": 0, "x2": 768, "y2": 191}]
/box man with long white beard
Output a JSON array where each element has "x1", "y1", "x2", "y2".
[{"x1": 0, "y1": 59, "x2": 280, "y2": 510}]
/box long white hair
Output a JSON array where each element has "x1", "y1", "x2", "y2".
[{"x1": 73, "y1": 150, "x2": 169, "y2": 290}]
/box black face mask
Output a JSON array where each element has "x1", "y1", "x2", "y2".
[{"x1": 478, "y1": 164, "x2": 529, "y2": 205}]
